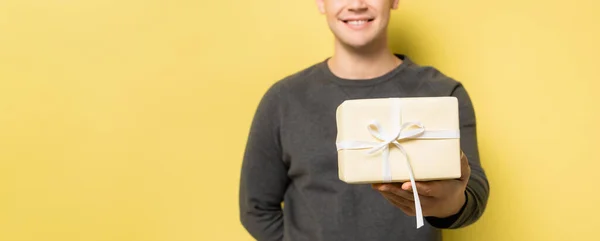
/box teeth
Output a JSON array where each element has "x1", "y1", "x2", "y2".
[{"x1": 348, "y1": 20, "x2": 367, "y2": 26}]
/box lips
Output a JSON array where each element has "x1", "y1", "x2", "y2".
[{"x1": 341, "y1": 18, "x2": 375, "y2": 23}]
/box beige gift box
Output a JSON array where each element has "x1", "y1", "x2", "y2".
[{"x1": 335, "y1": 97, "x2": 462, "y2": 184}]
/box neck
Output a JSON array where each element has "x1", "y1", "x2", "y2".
[{"x1": 327, "y1": 36, "x2": 401, "y2": 80}]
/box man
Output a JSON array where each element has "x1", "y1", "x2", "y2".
[{"x1": 239, "y1": 0, "x2": 490, "y2": 240}]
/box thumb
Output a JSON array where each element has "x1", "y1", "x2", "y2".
[{"x1": 459, "y1": 151, "x2": 471, "y2": 182}]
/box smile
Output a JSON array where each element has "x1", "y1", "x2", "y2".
[
  {"x1": 345, "y1": 20, "x2": 370, "y2": 25},
  {"x1": 341, "y1": 18, "x2": 375, "y2": 29}
]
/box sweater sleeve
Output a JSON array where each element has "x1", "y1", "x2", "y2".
[
  {"x1": 425, "y1": 84, "x2": 490, "y2": 229},
  {"x1": 239, "y1": 82, "x2": 291, "y2": 241}
]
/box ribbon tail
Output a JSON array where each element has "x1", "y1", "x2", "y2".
[
  {"x1": 336, "y1": 141, "x2": 379, "y2": 151},
  {"x1": 395, "y1": 143, "x2": 424, "y2": 228},
  {"x1": 381, "y1": 147, "x2": 392, "y2": 182},
  {"x1": 407, "y1": 161, "x2": 424, "y2": 228}
]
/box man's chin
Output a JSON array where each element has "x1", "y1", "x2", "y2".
[{"x1": 338, "y1": 39, "x2": 378, "y2": 52}]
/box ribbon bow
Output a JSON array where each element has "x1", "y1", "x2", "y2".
[{"x1": 337, "y1": 120, "x2": 426, "y2": 228}]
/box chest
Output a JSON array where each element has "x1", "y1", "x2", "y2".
[
  {"x1": 277, "y1": 82, "x2": 423, "y2": 179},
  {"x1": 280, "y1": 98, "x2": 341, "y2": 177}
]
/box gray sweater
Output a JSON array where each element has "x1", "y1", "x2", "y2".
[{"x1": 239, "y1": 55, "x2": 489, "y2": 241}]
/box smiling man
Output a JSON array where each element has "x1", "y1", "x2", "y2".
[{"x1": 239, "y1": 1, "x2": 490, "y2": 241}]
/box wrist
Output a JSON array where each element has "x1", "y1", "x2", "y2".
[
  {"x1": 437, "y1": 190, "x2": 467, "y2": 219},
  {"x1": 450, "y1": 191, "x2": 467, "y2": 216},
  {"x1": 425, "y1": 190, "x2": 469, "y2": 229}
]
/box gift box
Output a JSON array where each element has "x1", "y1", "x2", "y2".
[{"x1": 335, "y1": 97, "x2": 462, "y2": 184}]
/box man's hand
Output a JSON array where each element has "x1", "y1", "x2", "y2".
[{"x1": 372, "y1": 151, "x2": 471, "y2": 218}]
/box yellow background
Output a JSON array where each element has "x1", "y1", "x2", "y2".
[{"x1": 1, "y1": 0, "x2": 599, "y2": 240}]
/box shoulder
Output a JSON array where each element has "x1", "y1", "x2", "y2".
[
  {"x1": 261, "y1": 60, "x2": 327, "y2": 100},
  {"x1": 276, "y1": 61, "x2": 325, "y2": 90},
  {"x1": 400, "y1": 56, "x2": 477, "y2": 121},
  {"x1": 400, "y1": 56, "x2": 463, "y2": 96}
]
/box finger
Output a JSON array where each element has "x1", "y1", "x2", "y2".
[
  {"x1": 402, "y1": 181, "x2": 445, "y2": 198},
  {"x1": 380, "y1": 191, "x2": 414, "y2": 206},
  {"x1": 382, "y1": 192, "x2": 440, "y2": 217},
  {"x1": 380, "y1": 192, "x2": 416, "y2": 216},
  {"x1": 379, "y1": 185, "x2": 438, "y2": 212},
  {"x1": 372, "y1": 183, "x2": 402, "y2": 192},
  {"x1": 397, "y1": 204, "x2": 416, "y2": 216},
  {"x1": 375, "y1": 183, "x2": 414, "y2": 201},
  {"x1": 372, "y1": 183, "x2": 395, "y2": 191},
  {"x1": 380, "y1": 192, "x2": 416, "y2": 212},
  {"x1": 460, "y1": 151, "x2": 471, "y2": 182}
]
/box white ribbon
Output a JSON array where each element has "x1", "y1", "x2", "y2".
[{"x1": 335, "y1": 98, "x2": 460, "y2": 229}]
